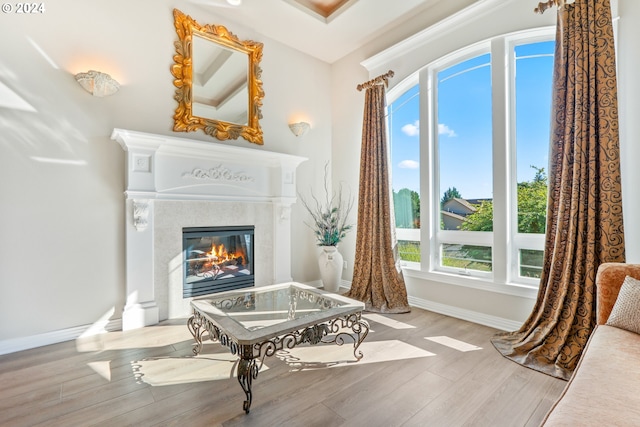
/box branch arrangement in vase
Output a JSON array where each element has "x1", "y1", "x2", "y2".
[{"x1": 299, "y1": 163, "x2": 354, "y2": 247}]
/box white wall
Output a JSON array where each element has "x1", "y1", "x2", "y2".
[
  {"x1": 0, "y1": 0, "x2": 331, "y2": 345},
  {"x1": 331, "y1": 0, "x2": 638, "y2": 327},
  {"x1": 618, "y1": 0, "x2": 640, "y2": 263}
]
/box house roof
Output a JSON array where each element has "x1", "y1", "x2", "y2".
[
  {"x1": 465, "y1": 198, "x2": 492, "y2": 206},
  {"x1": 442, "y1": 197, "x2": 477, "y2": 213},
  {"x1": 441, "y1": 210, "x2": 467, "y2": 222}
]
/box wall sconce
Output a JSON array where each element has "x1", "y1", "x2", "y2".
[
  {"x1": 75, "y1": 70, "x2": 120, "y2": 97},
  {"x1": 289, "y1": 122, "x2": 310, "y2": 137}
]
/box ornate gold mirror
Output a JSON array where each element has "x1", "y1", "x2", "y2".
[{"x1": 171, "y1": 9, "x2": 264, "y2": 144}]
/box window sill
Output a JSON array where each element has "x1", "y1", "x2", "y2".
[{"x1": 400, "y1": 263, "x2": 539, "y2": 300}]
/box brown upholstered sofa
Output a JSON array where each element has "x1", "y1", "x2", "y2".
[{"x1": 541, "y1": 263, "x2": 640, "y2": 425}]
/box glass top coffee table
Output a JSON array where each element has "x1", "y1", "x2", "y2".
[{"x1": 187, "y1": 282, "x2": 369, "y2": 413}]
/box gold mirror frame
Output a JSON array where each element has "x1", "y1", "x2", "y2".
[{"x1": 171, "y1": 9, "x2": 264, "y2": 145}]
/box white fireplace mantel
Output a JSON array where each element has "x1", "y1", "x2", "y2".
[
  {"x1": 111, "y1": 128, "x2": 306, "y2": 202},
  {"x1": 111, "y1": 129, "x2": 307, "y2": 330}
]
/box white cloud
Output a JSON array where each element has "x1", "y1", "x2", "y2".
[
  {"x1": 401, "y1": 120, "x2": 419, "y2": 136},
  {"x1": 400, "y1": 121, "x2": 456, "y2": 138},
  {"x1": 398, "y1": 160, "x2": 419, "y2": 169},
  {"x1": 438, "y1": 123, "x2": 457, "y2": 137}
]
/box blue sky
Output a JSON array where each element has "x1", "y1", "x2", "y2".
[{"x1": 389, "y1": 41, "x2": 555, "y2": 200}]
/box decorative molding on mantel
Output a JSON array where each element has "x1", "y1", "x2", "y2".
[
  {"x1": 182, "y1": 166, "x2": 255, "y2": 183},
  {"x1": 132, "y1": 199, "x2": 149, "y2": 231},
  {"x1": 279, "y1": 205, "x2": 292, "y2": 221}
]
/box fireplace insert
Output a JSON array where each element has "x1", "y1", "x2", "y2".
[{"x1": 182, "y1": 225, "x2": 255, "y2": 297}]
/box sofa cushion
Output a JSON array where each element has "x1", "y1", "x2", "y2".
[
  {"x1": 596, "y1": 263, "x2": 640, "y2": 324},
  {"x1": 606, "y1": 276, "x2": 640, "y2": 334},
  {"x1": 542, "y1": 325, "x2": 640, "y2": 425}
]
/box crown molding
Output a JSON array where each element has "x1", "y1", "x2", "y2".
[{"x1": 361, "y1": 0, "x2": 515, "y2": 72}]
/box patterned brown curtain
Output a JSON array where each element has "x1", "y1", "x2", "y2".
[
  {"x1": 491, "y1": 0, "x2": 625, "y2": 380},
  {"x1": 345, "y1": 84, "x2": 411, "y2": 314}
]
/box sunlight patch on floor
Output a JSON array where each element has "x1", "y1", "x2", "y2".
[
  {"x1": 78, "y1": 325, "x2": 192, "y2": 352},
  {"x1": 363, "y1": 314, "x2": 416, "y2": 329},
  {"x1": 425, "y1": 336, "x2": 482, "y2": 352},
  {"x1": 131, "y1": 355, "x2": 268, "y2": 386},
  {"x1": 277, "y1": 340, "x2": 435, "y2": 371},
  {"x1": 87, "y1": 360, "x2": 112, "y2": 381}
]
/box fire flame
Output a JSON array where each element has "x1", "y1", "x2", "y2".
[
  {"x1": 186, "y1": 240, "x2": 249, "y2": 280},
  {"x1": 207, "y1": 243, "x2": 239, "y2": 263}
]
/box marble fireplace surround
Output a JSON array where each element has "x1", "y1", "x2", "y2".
[{"x1": 111, "y1": 129, "x2": 307, "y2": 330}]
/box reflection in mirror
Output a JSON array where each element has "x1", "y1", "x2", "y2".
[
  {"x1": 192, "y1": 35, "x2": 248, "y2": 125},
  {"x1": 172, "y1": 9, "x2": 264, "y2": 144}
]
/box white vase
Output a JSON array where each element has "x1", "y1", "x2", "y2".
[{"x1": 318, "y1": 246, "x2": 343, "y2": 293}]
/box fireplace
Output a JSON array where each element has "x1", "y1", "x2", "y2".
[
  {"x1": 183, "y1": 226, "x2": 255, "y2": 297},
  {"x1": 111, "y1": 128, "x2": 306, "y2": 330}
]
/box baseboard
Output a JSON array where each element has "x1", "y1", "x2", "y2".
[
  {"x1": 407, "y1": 295, "x2": 522, "y2": 332},
  {"x1": 312, "y1": 279, "x2": 520, "y2": 331},
  {"x1": 305, "y1": 279, "x2": 323, "y2": 288},
  {"x1": 0, "y1": 283, "x2": 520, "y2": 355},
  {"x1": 305, "y1": 279, "x2": 352, "y2": 291},
  {"x1": 0, "y1": 318, "x2": 122, "y2": 356},
  {"x1": 319, "y1": 279, "x2": 520, "y2": 331}
]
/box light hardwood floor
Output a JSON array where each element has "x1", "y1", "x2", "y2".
[{"x1": 0, "y1": 308, "x2": 566, "y2": 426}]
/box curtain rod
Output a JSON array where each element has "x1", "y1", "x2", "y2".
[
  {"x1": 535, "y1": 0, "x2": 565, "y2": 14},
  {"x1": 357, "y1": 70, "x2": 394, "y2": 91}
]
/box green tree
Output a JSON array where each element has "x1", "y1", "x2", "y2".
[
  {"x1": 517, "y1": 166, "x2": 547, "y2": 234},
  {"x1": 460, "y1": 200, "x2": 494, "y2": 231},
  {"x1": 441, "y1": 187, "x2": 462, "y2": 206},
  {"x1": 393, "y1": 188, "x2": 420, "y2": 228},
  {"x1": 460, "y1": 166, "x2": 547, "y2": 233}
]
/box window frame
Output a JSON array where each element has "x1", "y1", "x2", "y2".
[
  {"x1": 429, "y1": 42, "x2": 494, "y2": 279},
  {"x1": 507, "y1": 29, "x2": 555, "y2": 286},
  {"x1": 388, "y1": 28, "x2": 556, "y2": 294}
]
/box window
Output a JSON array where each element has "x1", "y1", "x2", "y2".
[
  {"x1": 389, "y1": 32, "x2": 554, "y2": 288},
  {"x1": 390, "y1": 84, "x2": 421, "y2": 262},
  {"x1": 437, "y1": 53, "x2": 493, "y2": 273},
  {"x1": 513, "y1": 41, "x2": 554, "y2": 280}
]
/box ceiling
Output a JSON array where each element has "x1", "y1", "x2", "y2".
[{"x1": 190, "y1": 0, "x2": 444, "y2": 63}]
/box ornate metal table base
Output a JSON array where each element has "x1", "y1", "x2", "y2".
[{"x1": 187, "y1": 310, "x2": 369, "y2": 413}]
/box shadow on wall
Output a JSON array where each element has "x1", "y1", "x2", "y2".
[{"x1": 0, "y1": 39, "x2": 127, "y2": 340}]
